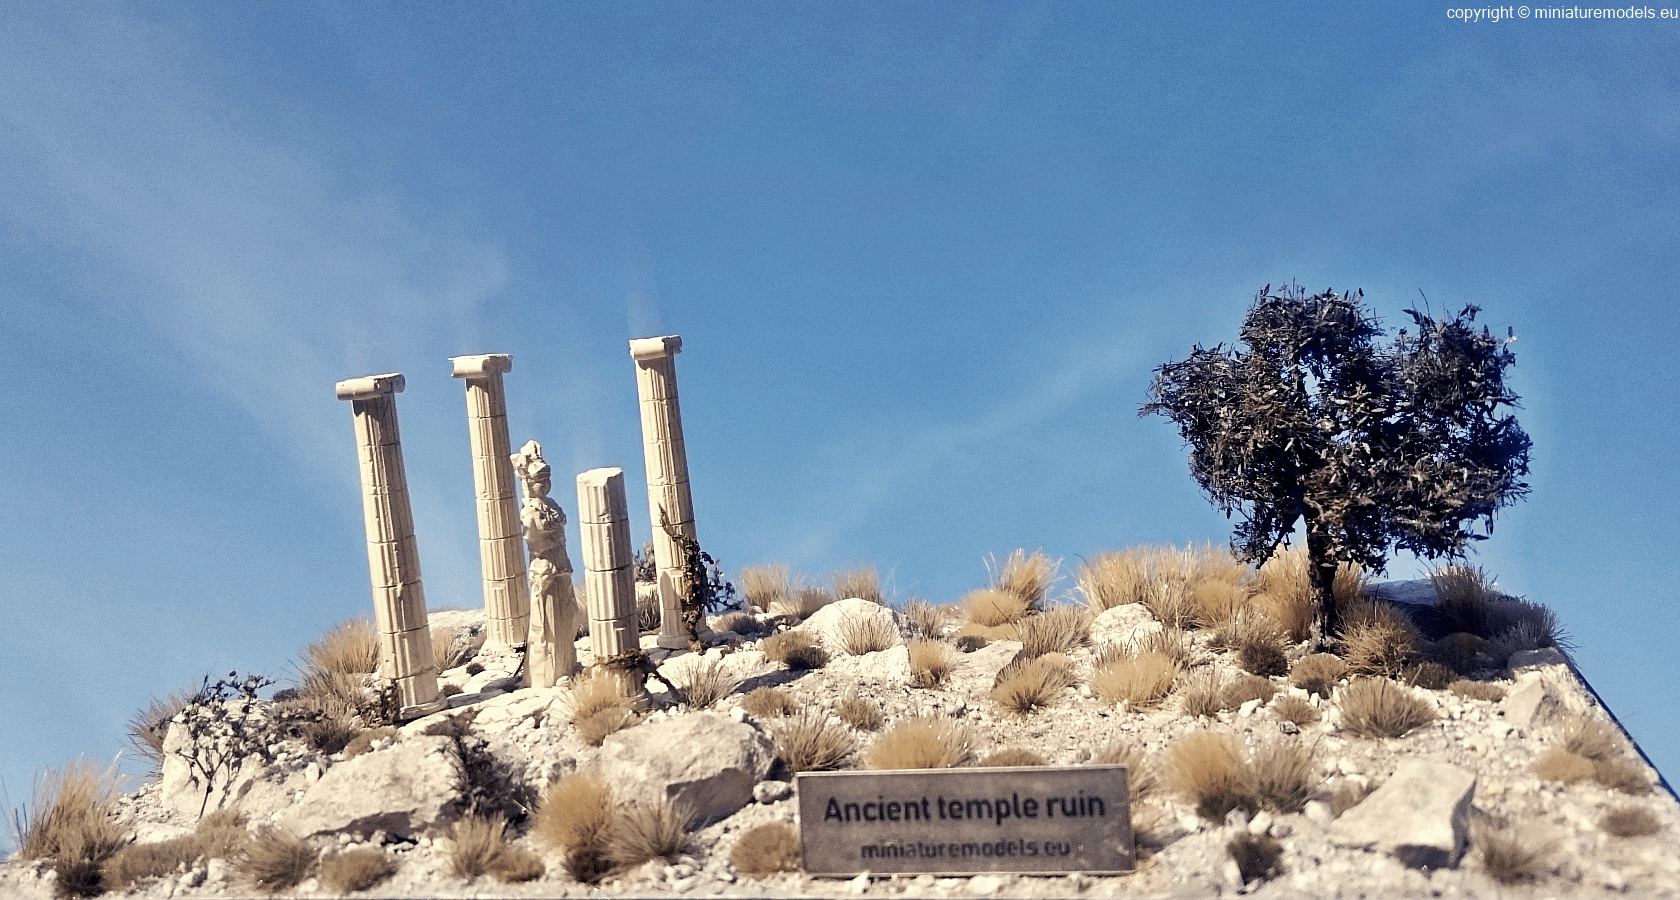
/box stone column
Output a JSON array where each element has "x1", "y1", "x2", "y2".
[
  {"x1": 576, "y1": 467, "x2": 637, "y2": 659},
  {"x1": 335, "y1": 374, "x2": 444, "y2": 720},
  {"x1": 450, "y1": 354, "x2": 529, "y2": 650},
  {"x1": 629, "y1": 335, "x2": 697, "y2": 649},
  {"x1": 513, "y1": 440, "x2": 579, "y2": 686}
]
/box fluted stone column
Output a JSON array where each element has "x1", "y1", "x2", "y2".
[
  {"x1": 513, "y1": 440, "x2": 579, "y2": 687},
  {"x1": 629, "y1": 335, "x2": 696, "y2": 649},
  {"x1": 576, "y1": 467, "x2": 637, "y2": 659},
  {"x1": 335, "y1": 374, "x2": 444, "y2": 720},
  {"x1": 450, "y1": 354, "x2": 529, "y2": 650}
]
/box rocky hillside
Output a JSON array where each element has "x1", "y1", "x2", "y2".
[{"x1": 5, "y1": 567, "x2": 1678, "y2": 899}]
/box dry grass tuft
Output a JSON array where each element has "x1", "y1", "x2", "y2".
[
  {"x1": 1272, "y1": 694, "x2": 1320, "y2": 726},
  {"x1": 303, "y1": 617, "x2": 379, "y2": 677},
  {"x1": 962, "y1": 587, "x2": 1030, "y2": 628},
  {"x1": 1532, "y1": 749, "x2": 1595, "y2": 783},
  {"x1": 1429, "y1": 565, "x2": 1498, "y2": 636},
  {"x1": 1176, "y1": 668, "x2": 1228, "y2": 718},
  {"x1": 730, "y1": 822, "x2": 801, "y2": 877},
  {"x1": 606, "y1": 797, "x2": 691, "y2": 872},
  {"x1": 1076, "y1": 550, "x2": 1151, "y2": 611},
  {"x1": 1140, "y1": 577, "x2": 1199, "y2": 630},
  {"x1": 1474, "y1": 822, "x2": 1549, "y2": 885},
  {"x1": 761, "y1": 630, "x2": 830, "y2": 670},
  {"x1": 1211, "y1": 608, "x2": 1278, "y2": 653},
  {"x1": 1449, "y1": 679, "x2": 1506, "y2": 702},
  {"x1": 1252, "y1": 547, "x2": 1314, "y2": 642},
  {"x1": 908, "y1": 639, "x2": 958, "y2": 689},
  {"x1": 834, "y1": 611, "x2": 899, "y2": 656},
  {"x1": 447, "y1": 814, "x2": 507, "y2": 879},
  {"x1": 433, "y1": 625, "x2": 485, "y2": 672},
  {"x1": 1560, "y1": 716, "x2": 1621, "y2": 761},
  {"x1": 831, "y1": 565, "x2": 884, "y2": 605},
  {"x1": 1594, "y1": 757, "x2": 1653, "y2": 796},
  {"x1": 1430, "y1": 632, "x2": 1488, "y2": 675},
  {"x1": 773, "y1": 710, "x2": 857, "y2": 772},
  {"x1": 837, "y1": 692, "x2": 884, "y2": 731},
  {"x1": 863, "y1": 715, "x2": 975, "y2": 769},
  {"x1": 533, "y1": 771, "x2": 615, "y2": 884},
  {"x1": 1484, "y1": 600, "x2": 1571, "y2": 664},
  {"x1": 991, "y1": 549, "x2": 1057, "y2": 611},
  {"x1": 1240, "y1": 739, "x2": 1314, "y2": 814},
  {"x1": 576, "y1": 706, "x2": 640, "y2": 747},
  {"x1": 343, "y1": 725, "x2": 400, "y2": 759},
  {"x1": 320, "y1": 847, "x2": 397, "y2": 894},
  {"x1": 740, "y1": 564, "x2": 790, "y2": 612},
  {"x1": 1227, "y1": 833, "x2": 1283, "y2": 883},
  {"x1": 979, "y1": 748, "x2": 1049, "y2": 767},
  {"x1": 562, "y1": 670, "x2": 641, "y2": 746},
  {"x1": 1221, "y1": 674, "x2": 1277, "y2": 709},
  {"x1": 14, "y1": 761, "x2": 126, "y2": 864},
  {"x1": 1134, "y1": 626, "x2": 1191, "y2": 667},
  {"x1": 740, "y1": 687, "x2": 798, "y2": 719},
  {"x1": 1192, "y1": 579, "x2": 1248, "y2": 627},
  {"x1": 1338, "y1": 677, "x2": 1435, "y2": 739},
  {"x1": 1165, "y1": 731, "x2": 1245, "y2": 821},
  {"x1": 904, "y1": 598, "x2": 947, "y2": 640},
  {"x1": 672, "y1": 656, "x2": 741, "y2": 709},
  {"x1": 236, "y1": 827, "x2": 315, "y2": 894},
  {"x1": 1016, "y1": 605, "x2": 1092, "y2": 658},
  {"x1": 1236, "y1": 641, "x2": 1289, "y2": 678},
  {"x1": 102, "y1": 837, "x2": 202, "y2": 892},
  {"x1": 1290, "y1": 653, "x2": 1347, "y2": 698},
  {"x1": 992, "y1": 656, "x2": 1078, "y2": 715},
  {"x1": 953, "y1": 631, "x2": 990, "y2": 652},
  {"x1": 1341, "y1": 602, "x2": 1422, "y2": 677},
  {"x1": 712, "y1": 611, "x2": 764, "y2": 637},
  {"x1": 1090, "y1": 741, "x2": 1157, "y2": 803},
  {"x1": 770, "y1": 584, "x2": 838, "y2": 622},
  {"x1": 1602, "y1": 805, "x2": 1661, "y2": 837},
  {"x1": 125, "y1": 687, "x2": 196, "y2": 773},
  {"x1": 487, "y1": 846, "x2": 545, "y2": 883},
  {"x1": 1093, "y1": 650, "x2": 1178, "y2": 709}
]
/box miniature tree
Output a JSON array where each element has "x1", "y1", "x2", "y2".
[{"x1": 1141, "y1": 284, "x2": 1531, "y2": 642}]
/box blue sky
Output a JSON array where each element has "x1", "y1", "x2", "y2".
[{"x1": 3, "y1": 2, "x2": 1677, "y2": 828}]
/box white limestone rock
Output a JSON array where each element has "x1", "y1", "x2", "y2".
[
  {"x1": 1089, "y1": 603, "x2": 1160, "y2": 650},
  {"x1": 278, "y1": 735, "x2": 461, "y2": 838},
  {"x1": 1508, "y1": 646, "x2": 1570, "y2": 676},
  {"x1": 1331, "y1": 759, "x2": 1476, "y2": 869},
  {"x1": 595, "y1": 711, "x2": 774, "y2": 825},
  {"x1": 799, "y1": 597, "x2": 903, "y2": 655},
  {"x1": 1503, "y1": 674, "x2": 1564, "y2": 730}
]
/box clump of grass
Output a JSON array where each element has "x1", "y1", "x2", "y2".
[
  {"x1": 1474, "y1": 822, "x2": 1548, "y2": 885},
  {"x1": 740, "y1": 687, "x2": 798, "y2": 718},
  {"x1": 773, "y1": 710, "x2": 857, "y2": 772},
  {"x1": 236, "y1": 827, "x2": 315, "y2": 894},
  {"x1": 1341, "y1": 602, "x2": 1422, "y2": 677},
  {"x1": 962, "y1": 587, "x2": 1030, "y2": 628},
  {"x1": 320, "y1": 846, "x2": 397, "y2": 894},
  {"x1": 712, "y1": 611, "x2": 765, "y2": 637},
  {"x1": 1272, "y1": 694, "x2": 1320, "y2": 726},
  {"x1": 953, "y1": 629, "x2": 990, "y2": 652},
  {"x1": 1016, "y1": 605, "x2": 1092, "y2": 658},
  {"x1": 1140, "y1": 577, "x2": 1198, "y2": 630},
  {"x1": 606, "y1": 796, "x2": 691, "y2": 871},
  {"x1": 1602, "y1": 805, "x2": 1661, "y2": 837},
  {"x1": 1252, "y1": 546, "x2": 1315, "y2": 642},
  {"x1": 13, "y1": 761, "x2": 127, "y2": 898},
  {"x1": 1237, "y1": 641, "x2": 1288, "y2": 678},
  {"x1": 125, "y1": 687, "x2": 196, "y2": 773},
  {"x1": 343, "y1": 725, "x2": 399, "y2": 759},
  {"x1": 1449, "y1": 679, "x2": 1506, "y2": 702},
  {"x1": 672, "y1": 655, "x2": 741, "y2": 709},
  {"x1": 1399, "y1": 661, "x2": 1456, "y2": 691},
  {"x1": 1560, "y1": 716, "x2": 1620, "y2": 761},
  {"x1": 1222, "y1": 674, "x2": 1277, "y2": 709},
  {"x1": 1338, "y1": 677, "x2": 1435, "y2": 739},
  {"x1": 488, "y1": 846, "x2": 545, "y2": 883},
  {"x1": 559, "y1": 670, "x2": 641, "y2": 747},
  {"x1": 1483, "y1": 599, "x2": 1571, "y2": 665},
  {"x1": 1290, "y1": 653, "x2": 1347, "y2": 698},
  {"x1": 1076, "y1": 550, "x2": 1151, "y2": 611},
  {"x1": 301, "y1": 714, "x2": 361, "y2": 755},
  {"x1": 979, "y1": 748, "x2": 1048, "y2": 767},
  {"x1": 533, "y1": 771, "x2": 615, "y2": 884},
  {"x1": 761, "y1": 630, "x2": 830, "y2": 670},
  {"x1": 834, "y1": 610, "x2": 899, "y2": 656},
  {"x1": 1429, "y1": 565, "x2": 1498, "y2": 636},
  {"x1": 837, "y1": 692, "x2": 883, "y2": 731},
  {"x1": 1134, "y1": 626, "x2": 1192, "y2": 667},
  {"x1": 1093, "y1": 650, "x2": 1178, "y2": 709},
  {"x1": 103, "y1": 836, "x2": 203, "y2": 892},
  {"x1": 1228, "y1": 833, "x2": 1283, "y2": 883},
  {"x1": 904, "y1": 598, "x2": 947, "y2": 640},
  {"x1": 731, "y1": 822, "x2": 801, "y2": 877},
  {"x1": 1211, "y1": 608, "x2": 1277, "y2": 654},
  {"x1": 1192, "y1": 578, "x2": 1248, "y2": 627},
  {"x1": 908, "y1": 639, "x2": 958, "y2": 689},
  {"x1": 1240, "y1": 739, "x2": 1314, "y2": 814},
  {"x1": 1594, "y1": 757, "x2": 1653, "y2": 796},
  {"x1": 1430, "y1": 632, "x2": 1489, "y2": 675},
  {"x1": 576, "y1": 706, "x2": 640, "y2": 747},
  {"x1": 1165, "y1": 730, "x2": 1246, "y2": 821},
  {"x1": 1176, "y1": 668, "x2": 1227, "y2": 718},
  {"x1": 1090, "y1": 741, "x2": 1157, "y2": 803},
  {"x1": 771, "y1": 585, "x2": 838, "y2": 622},
  {"x1": 991, "y1": 549, "x2": 1057, "y2": 611},
  {"x1": 740, "y1": 564, "x2": 790, "y2": 612},
  {"x1": 448, "y1": 813, "x2": 508, "y2": 879},
  {"x1": 1532, "y1": 749, "x2": 1595, "y2": 783},
  {"x1": 992, "y1": 655, "x2": 1078, "y2": 715},
  {"x1": 863, "y1": 715, "x2": 975, "y2": 769},
  {"x1": 831, "y1": 565, "x2": 884, "y2": 605},
  {"x1": 302, "y1": 617, "x2": 379, "y2": 677},
  {"x1": 433, "y1": 625, "x2": 485, "y2": 671}
]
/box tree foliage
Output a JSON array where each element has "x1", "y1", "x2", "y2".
[{"x1": 1141, "y1": 283, "x2": 1531, "y2": 639}]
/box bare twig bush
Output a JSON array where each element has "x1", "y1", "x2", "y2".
[
  {"x1": 904, "y1": 598, "x2": 947, "y2": 640},
  {"x1": 1016, "y1": 605, "x2": 1092, "y2": 658},
  {"x1": 606, "y1": 796, "x2": 691, "y2": 872},
  {"x1": 1272, "y1": 694, "x2": 1320, "y2": 726},
  {"x1": 1338, "y1": 677, "x2": 1435, "y2": 739},
  {"x1": 1228, "y1": 833, "x2": 1283, "y2": 883},
  {"x1": 863, "y1": 715, "x2": 975, "y2": 769},
  {"x1": 1290, "y1": 653, "x2": 1347, "y2": 698},
  {"x1": 979, "y1": 748, "x2": 1048, "y2": 766},
  {"x1": 1077, "y1": 550, "x2": 1151, "y2": 611},
  {"x1": 831, "y1": 565, "x2": 884, "y2": 605},
  {"x1": 1165, "y1": 730, "x2": 1245, "y2": 821},
  {"x1": 992, "y1": 655, "x2": 1078, "y2": 715},
  {"x1": 1602, "y1": 805, "x2": 1661, "y2": 837},
  {"x1": 835, "y1": 610, "x2": 899, "y2": 656},
  {"x1": 908, "y1": 639, "x2": 957, "y2": 689},
  {"x1": 672, "y1": 656, "x2": 741, "y2": 709},
  {"x1": 1090, "y1": 741, "x2": 1157, "y2": 803},
  {"x1": 740, "y1": 564, "x2": 789, "y2": 612},
  {"x1": 761, "y1": 629, "x2": 830, "y2": 670},
  {"x1": 1240, "y1": 738, "x2": 1315, "y2": 814},
  {"x1": 730, "y1": 822, "x2": 801, "y2": 877},
  {"x1": 740, "y1": 687, "x2": 798, "y2": 719},
  {"x1": 1093, "y1": 650, "x2": 1178, "y2": 709},
  {"x1": 1341, "y1": 602, "x2": 1422, "y2": 677},
  {"x1": 1533, "y1": 749, "x2": 1595, "y2": 783},
  {"x1": 236, "y1": 827, "x2": 315, "y2": 894},
  {"x1": 962, "y1": 587, "x2": 1030, "y2": 628},
  {"x1": 773, "y1": 710, "x2": 857, "y2": 772},
  {"x1": 837, "y1": 692, "x2": 884, "y2": 731},
  {"x1": 1222, "y1": 674, "x2": 1277, "y2": 708},
  {"x1": 320, "y1": 847, "x2": 397, "y2": 894},
  {"x1": 990, "y1": 549, "x2": 1057, "y2": 611},
  {"x1": 533, "y1": 771, "x2": 615, "y2": 884},
  {"x1": 1474, "y1": 822, "x2": 1549, "y2": 885},
  {"x1": 1176, "y1": 668, "x2": 1227, "y2": 717},
  {"x1": 1449, "y1": 679, "x2": 1506, "y2": 702}
]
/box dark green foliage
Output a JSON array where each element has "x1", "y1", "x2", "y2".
[
  {"x1": 1228, "y1": 833, "x2": 1283, "y2": 882},
  {"x1": 441, "y1": 721, "x2": 537, "y2": 826},
  {"x1": 1142, "y1": 284, "x2": 1531, "y2": 640},
  {"x1": 659, "y1": 515, "x2": 740, "y2": 647}
]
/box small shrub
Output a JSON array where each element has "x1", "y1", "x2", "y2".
[
  {"x1": 731, "y1": 822, "x2": 801, "y2": 877},
  {"x1": 773, "y1": 710, "x2": 857, "y2": 772},
  {"x1": 834, "y1": 611, "x2": 899, "y2": 656},
  {"x1": 831, "y1": 565, "x2": 884, "y2": 605},
  {"x1": 237, "y1": 827, "x2": 315, "y2": 894},
  {"x1": 302, "y1": 617, "x2": 379, "y2": 677},
  {"x1": 1338, "y1": 677, "x2": 1435, "y2": 739},
  {"x1": 1165, "y1": 730, "x2": 1245, "y2": 821},
  {"x1": 1271, "y1": 695, "x2": 1320, "y2": 726},
  {"x1": 1076, "y1": 550, "x2": 1150, "y2": 611},
  {"x1": 761, "y1": 630, "x2": 830, "y2": 670},
  {"x1": 1449, "y1": 679, "x2": 1506, "y2": 702},
  {"x1": 606, "y1": 796, "x2": 690, "y2": 871},
  {"x1": 1560, "y1": 716, "x2": 1620, "y2": 761},
  {"x1": 1241, "y1": 739, "x2": 1314, "y2": 813},
  {"x1": 1594, "y1": 758, "x2": 1653, "y2": 795},
  {"x1": 1602, "y1": 805, "x2": 1661, "y2": 837},
  {"x1": 533, "y1": 771, "x2": 615, "y2": 885},
  {"x1": 1016, "y1": 606, "x2": 1092, "y2": 658},
  {"x1": 1176, "y1": 668, "x2": 1227, "y2": 717},
  {"x1": 1090, "y1": 741, "x2": 1156, "y2": 803},
  {"x1": 908, "y1": 639, "x2": 957, "y2": 689},
  {"x1": 1221, "y1": 674, "x2": 1277, "y2": 709},
  {"x1": 904, "y1": 598, "x2": 947, "y2": 639},
  {"x1": 1227, "y1": 833, "x2": 1283, "y2": 883},
  {"x1": 978, "y1": 748, "x2": 1047, "y2": 766},
  {"x1": 837, "y1": 692, "x2": 884, "y2": 731},
  {"x1": 487, "y1": 846, "x2": 545, "y2": 883},
  {"x1": 320, "y1": 847, "x2": 397, "y2": 894},
  {"x1": 1474, "y1": 822, "x2": 1548, "y2": 885},
  {"x1": 1341, "y1": 602, "x2": 1421, "y2": 677},
  {"x1": 991, "y1": 548, "x2": 1056, "y2": 610},
  {"x1": 1093, "y1": 650, "x2": 1178, "y2": 709},
  {"x1": 962, "y1": 587, "x2": 1030, "y2": 628},
  {"x1": 740, "y1": 564, "x2": 789, "y2": 612},
  {"x1": 740, "y1": 687, "x2": 798, "y2": 719},
  {"x1": 1532, "y1": 749, "x2": 1595, "y2": 784},
  {"x1": 991, "y1": 656, "x2": 1076, "y2": 715},
  {"x1": 672, "y1": 656, "x2": 740, "y2": 709},
  {"x1": 1289, "y1": 653, "x2": 1347, "y2": 699},
  {"x1": 863, "y1": 715, "x2": 975, "y2": 769},
  {"x1": 1400, "y1": 661, "x2": 1456, "y2": 691},
  {"x1": 342, "y1": 725, "x2": 399, "y2": 759}
]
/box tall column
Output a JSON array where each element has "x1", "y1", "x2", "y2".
[
  {"x1": 335, "y1": 374, "x2": 444, "y2": 720},
  {"x1": 576, "y1": 467, "x2": 637, "y2": 659},
  {"x1": 629, "y1": 335, "x2": 696, "y2": 650},
  {"x1": 450, "y1": 354, "x2": 529, "y2": 650},
  {"x1": 513, "y1": 440, "x2": 579, "y2": 687}
]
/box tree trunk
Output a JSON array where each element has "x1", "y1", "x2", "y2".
[{"x1": 1305, "y1": 522, "x2": 1343, "y2": 649}]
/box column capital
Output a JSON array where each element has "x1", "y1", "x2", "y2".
[
  {"x1": 450, "y1": 354, "x2": 513, "y2": 378},
  {"x1": 336, "y1": 373, "x2": 405, "y2": 401},
  {"x1": 629, "y1": 335, "x2": 682, "y2": 362}
]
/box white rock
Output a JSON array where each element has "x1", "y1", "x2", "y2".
[
  {"x1": 278, "y1": 735, "x2": 460, "y2": 838},
  {"x1": 596, "y1": 711, "x2": 775, "y2": 825},
  {"x1": 1248, "y1": 810, "x2": 1274, "y2": 835},
  {"x1": 801, "y1": 598, "x2": 903, "y2": 655},
  {"x1": 1331, "y1": 759, "x2": 1476, "y2": 868},
  {"x1": 1090, "y1": 603, "x2": 1160, "y2": 649}
]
